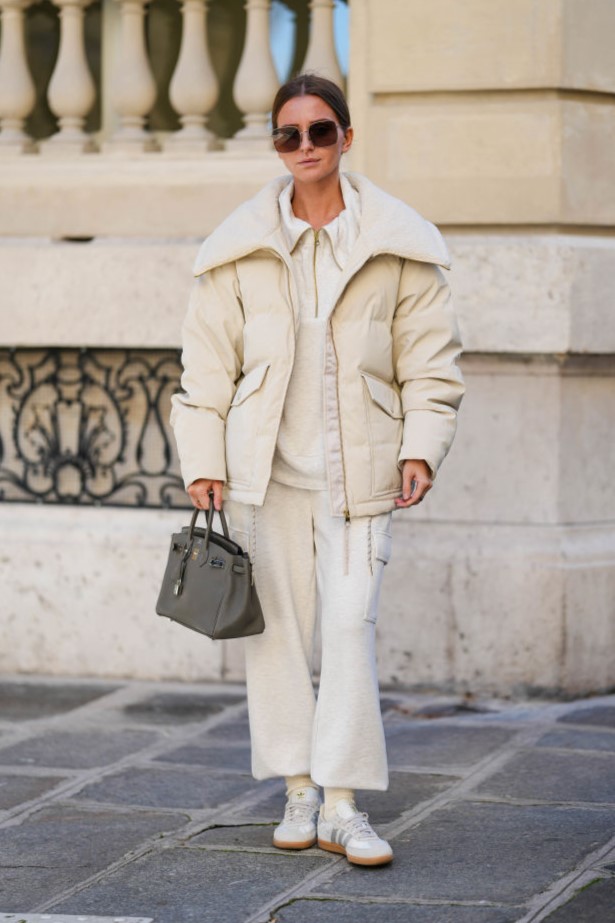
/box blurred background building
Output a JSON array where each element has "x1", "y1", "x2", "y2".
[{"x1": 0, "y1": 0, "x2": 614, "y2": 695}]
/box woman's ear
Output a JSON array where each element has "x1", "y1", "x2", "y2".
[{"x1": 341, "y1": 126, "x2": 354, "y2": 154}]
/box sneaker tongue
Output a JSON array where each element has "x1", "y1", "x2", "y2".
[
  {"x1": 335, "y1": 799, "x2": 358, "y2": 820},
  {"x1": 289, "y1": 787, "x2": 318, "y2": 804}
]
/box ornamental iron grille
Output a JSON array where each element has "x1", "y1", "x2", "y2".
[{"x1": 0, "y1": 348, "x2": 191, "y2": 508}]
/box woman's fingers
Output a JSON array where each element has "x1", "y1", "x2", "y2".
[
  {"x1": 212, "y1": 480, "x2": 224, "y2": 511},
  {"x1": 187, "y1": 478, "x2": 213, "y2": 510},
  {"x1": 187, "y1": 478, "x2": 224, "y2": 510},
  {"x1": 395, "y1": 460, "x2": 433, "y2": 509}
]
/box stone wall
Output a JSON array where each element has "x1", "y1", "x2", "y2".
[
  {"x1": 1, "y1": 0, "x2": 614, "y2": 694},
  {"x1": 346, "y1": 0, "x2": 615, "y2": 694}
]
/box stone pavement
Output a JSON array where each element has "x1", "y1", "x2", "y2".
[{"x1": 0, "y1": 677, "x2": 614, "y2": 923}]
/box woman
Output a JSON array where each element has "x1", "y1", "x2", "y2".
[{"x1": 171, "y1": 74, "x2": 464, "y2": 867}]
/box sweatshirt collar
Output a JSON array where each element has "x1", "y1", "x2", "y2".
[
  {"x1": 278, "y1": 173, "x2": 361, "y2": 271},
  {"x1": 193, "y1": 171, "x2": 451, "y2": 277}
]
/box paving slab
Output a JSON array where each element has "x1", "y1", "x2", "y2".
[
  {"x1": 319, "y1": 803, "x2": 615, "y2": 903},
  {"x1": 389, "y1": 701, "x2": 499, "y2": 720},
  {"x1": 0, "y1": 729, "x2": 160, "y2": 769},
  {"x1": 542, "y1": 877, "x2": 615, "y2": 921},
  {"x1": 189, "y1": 822, "x2": 283, "y2": 849},
  {"x1": 535, "y1": 727, "x2": 615, "y2": 753},
  {"x1": 476, "y1": 749, "x2": 615, "y2": 804},
  {"x1": 558, "y1": 706, "x2": 615, "y2": 729},
  {"x1": 384, "y1": 724, "x2": 515, "y2": 770},
  {"x1": 0, "y1": 917, "x2": 152, "y2": 923},
  {"x1": 0, "y1": 683, "x2": 118, "y2": 722},
  {"x1": 121, "y1": 692, "x2": 245, "y2": 726},
  {"x1": 154, "y1": 743, "x2": 252, "y2": 772},
  {"x1": 229, "y1": 779, "x2": 286, "y2": 821},
  {"x1": 201, "y1": 718, "x2": 252, "y2": 742},
  {"x1": 0, "y1": 804, "x2": 185, "y2": 910},
  {"x1": 50, "y1": 847, "x2": 332, "y2": 923},
  {"x1": 0, "y1": 916, "x2": 152, "y2": 923},
  {"x1": 0, "y1": 773, "x2": 67, "y2": 809},
  {"x1": 356, "y1": 772, "x2": 459, "y2": 824},
  {"x1": 74, "y1": 766, "x2": 257, "y2": 810},
  {"x1": 274, "y1": 899, "x2": 522, "y2": 923}
]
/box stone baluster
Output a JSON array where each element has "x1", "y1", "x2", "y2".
[
  {"x1": 228, "y1": 0, "x2": 278, "y2": 150},
  {"x1": 44, "y1": 0, "x2": 97, "y2": 153},
  {"x1": 109, "y1": 0, "x2": 158, "y2": 150},
  {"x1": 302, "y1": 0, "x2": 343, "y2": 87},
  {"x1": 167, "y1": 0, "x2": 219, "y2": 151},
  {"x1": 0, "y1": 0, "x2": 36, "y2": 152}
]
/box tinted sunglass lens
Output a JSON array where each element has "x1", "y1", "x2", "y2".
[
  {"x1": 272, "y1": 128, "x2": 300, "y2": 152},
  {"x1": 309, "y1": 120, "x2": 338, "y2": 147}
]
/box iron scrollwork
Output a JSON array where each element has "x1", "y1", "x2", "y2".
[{"x1": 0, "y1": 348, "x2": 191, "y2": 508}]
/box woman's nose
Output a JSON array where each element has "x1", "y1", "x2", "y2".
[{"x1": 299, "y1": 129, "x2": 314, "y2": 152}]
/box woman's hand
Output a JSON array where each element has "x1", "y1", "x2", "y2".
[
  {"x1": 394, "y1": 459, "x2": 433, "y2": 509},
  {"x1": 187, "y1": 478, "x2": 224, "y2": 511}
]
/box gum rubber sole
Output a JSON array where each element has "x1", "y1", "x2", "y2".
[
  {"x1": 273, "y1": 835, "x2": 317, "y2": 850},
  {"x1": 318, "y1": 837, "x2": 393, "y2": 866}
]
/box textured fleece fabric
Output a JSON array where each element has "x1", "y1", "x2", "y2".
[
  {"x1": 226, "y1": 480, "x2": 392, "y2": 790},
  {"x1": 271, "y1": 174, "x2": 361, "y2": 490}
]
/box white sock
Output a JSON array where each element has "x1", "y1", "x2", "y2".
[
  {"x1": 324, "y1": 787, "x2": 355, "y2": 819},
  {"x1": 285, "y1": 774, "x2": 318, "y2": 797}
]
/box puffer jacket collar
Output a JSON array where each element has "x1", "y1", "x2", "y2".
[{"x1": 193, "y1": 171, "x2": 451, "y2": 277}]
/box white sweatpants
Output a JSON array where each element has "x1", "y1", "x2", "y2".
[{"x1": 226, "y1": 480, "x2": 393, "y2": 791}]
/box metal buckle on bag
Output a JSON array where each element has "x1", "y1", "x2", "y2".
[
  {"x1": 209, "y1": 558, "x2": 225, "y2": 569},
  {"x1": 173, "y1": 579, "x2": 183, "y2": 596}
]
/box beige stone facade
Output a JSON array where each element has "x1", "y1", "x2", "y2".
[{"x1": 0, "y1": 0, "x2": 613, "y2": 694}]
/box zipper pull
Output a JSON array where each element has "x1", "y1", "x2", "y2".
[{"x1": 344, "y1": 508, "x2": 350, "y2": 524}]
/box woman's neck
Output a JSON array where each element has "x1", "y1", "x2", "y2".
[{"x1": 291, "y1": 172, "x2": 345, "y2": 230}]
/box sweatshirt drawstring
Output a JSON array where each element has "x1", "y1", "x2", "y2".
[{"x1": 250, "y1": 505, "x2": 257, "y2": 584}]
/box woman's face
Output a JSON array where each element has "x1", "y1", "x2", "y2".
[{"x1": 274, "y1": 94, "x2": 353, "y2": 186}]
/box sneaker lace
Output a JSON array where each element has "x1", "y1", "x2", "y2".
[
  {"x1": 284, "y1": 799, "x2": 317, "y2": 824},
  {"x1": 345, "y1": 811, "x2": 379, "y2": 841}
]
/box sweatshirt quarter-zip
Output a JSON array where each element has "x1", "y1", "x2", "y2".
[{"x1": 313, "y1": 228, "x2": 320, "y2": 317}]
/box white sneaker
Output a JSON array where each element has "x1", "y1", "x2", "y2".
[
  {"x1": 317, "y1": 799, "x2": 393, "y2": 866},
  {"x1": 273, "y1": 785, "x2": 321, "y2": 850}
]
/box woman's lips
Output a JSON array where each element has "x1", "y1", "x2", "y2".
[{"x1": 298, "y1": 158, "x2": 319, "y2": 165}]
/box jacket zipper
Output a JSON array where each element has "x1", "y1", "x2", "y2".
[
  {"x1": 313, "y1": 231, "x2": 347, "y2": 517},
  {"x1": 313, "y1": 228, "x2": 320, "y2": 318},
  {"x1": 329, "y1": 320, "x2": 351, "y2": 522}
]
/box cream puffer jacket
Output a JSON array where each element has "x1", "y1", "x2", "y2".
[{"x1": 171, "y1": 172, "x2": 464, "y2": 519}]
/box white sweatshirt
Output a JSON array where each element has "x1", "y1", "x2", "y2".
[{"x1": 271, "y1": 174, "x2": 361, "y2": 490}]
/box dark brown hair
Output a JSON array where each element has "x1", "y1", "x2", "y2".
[{"x1": 271, "y1": 74, "x2": 351, "y2": 132}]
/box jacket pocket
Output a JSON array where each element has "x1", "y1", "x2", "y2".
[
  {"x1": 231, "y1": 362, "x2": 270, "y2": 407},
  {"x1": 226, "y1": 363, "x2": 271, "y2": 486},
  {"x1": 361, "y1": 372, "x2": 404, "y2": 497},
  {"x1": 361, "y1": 372, "x2": 403, "y2": 419},
  {"x1": 364, "y1": 512, "x2": 393, "y2": 624}
]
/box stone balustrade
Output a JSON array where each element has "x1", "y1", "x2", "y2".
[{"x1": 0, "y1": 0, "x2": 345, "y2": 155}]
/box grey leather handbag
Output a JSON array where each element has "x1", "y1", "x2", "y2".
[{"x1": 156, "y1": 504, "x2": 265, "y2": 640}]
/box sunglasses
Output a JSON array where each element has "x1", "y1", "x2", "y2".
[{"x1": 271, "y1": 119, "x2": 340, "y2": 153}]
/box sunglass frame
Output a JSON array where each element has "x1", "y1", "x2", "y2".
[{"x1": 271, "y1": 119, "x2": 340, "y2": 153}]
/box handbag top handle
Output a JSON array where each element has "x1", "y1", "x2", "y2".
[{"x1": 188, "y1": 497, "x2": 231, "y2": 550}]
